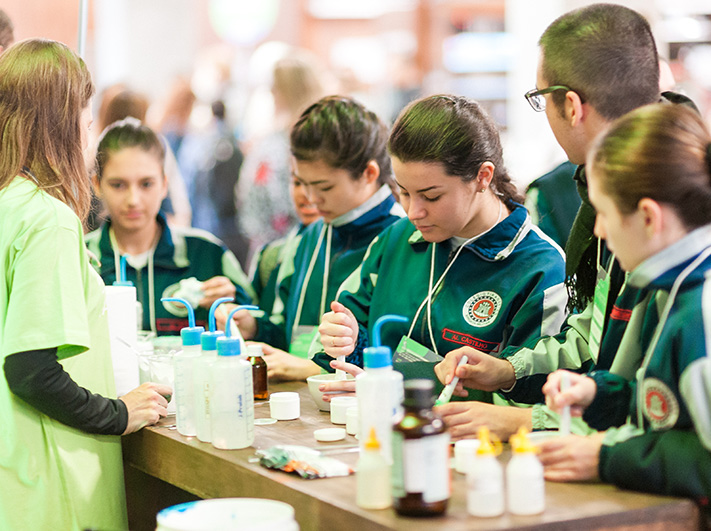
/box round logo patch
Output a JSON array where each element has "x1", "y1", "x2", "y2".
[
  {"x1": 463, "y1": 291, "x2": 502, "y2": 328},
  {"x1": 642, "y1": 377, "x2": 679, "y2": 430}
]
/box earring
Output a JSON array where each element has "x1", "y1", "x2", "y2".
[{"x1": 479, "y1": 188, "x2": 486, "y2": 193}]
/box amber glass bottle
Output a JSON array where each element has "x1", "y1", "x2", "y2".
[
  {"x1": 247, "y1": 344, "x2": 268, "y2": 400},
  {"x1": 392, "y1": 379, "x2": 450, "y2": 516}
]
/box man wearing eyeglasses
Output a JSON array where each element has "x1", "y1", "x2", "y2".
[{"x1": 435, "y1": 2, "x2": 696, "y2": 449}]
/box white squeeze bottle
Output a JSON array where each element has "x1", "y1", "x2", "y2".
[
  {"x1": 357, "y1": 427, "x2": 391, "y2": 509},
  {"x1": 194, "y1": 297, "x2": 233, "y2": 443},
  {"x1": 467, "y1": 426, "x2": 505, "y2": 517},
  {"x1": 507, "y1": 427, "x2": 545, "y2": 515},
  {"x1": 356, "y1": 314, "x2": 408, "y2": 464},
  {"x1": 211, "y1": 305, "x2": 256, "y2": 450},
  {"x1": 161, "y1": 297, "x2": 204, "y2": 437}
]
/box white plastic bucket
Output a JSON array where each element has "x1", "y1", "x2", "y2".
[{"x1": 156, "y1": 498, "x2": 299, "y2": 531}]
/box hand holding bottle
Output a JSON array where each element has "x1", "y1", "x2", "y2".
[
  {"x1": 120, "y1": 382, "x2": 172, "y2": 435},
  {"x1": 318, "y1": 301, "x2": 358, "y2": 358}
]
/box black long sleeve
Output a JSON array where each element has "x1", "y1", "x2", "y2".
[{"x1": 4, "y1": 348, "x2": 128, "y2": 435}]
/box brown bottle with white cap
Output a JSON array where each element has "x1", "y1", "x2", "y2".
[{"x1": 391, "y1": 379, "x2": 450, "y2": 516}]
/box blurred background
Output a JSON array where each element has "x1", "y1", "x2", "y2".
[{"x1": 4, "y1": 0, "x2": 711, "y2": 191}]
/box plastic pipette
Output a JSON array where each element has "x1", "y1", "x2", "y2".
[
  {"x1": 435, "y1": 355, "x2": 468, "y2": 406},
  {"x1": 558, "y1": 372, "x2": 571, "y2": 436}
]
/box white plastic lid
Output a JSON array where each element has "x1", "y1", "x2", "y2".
[
  {"x1": 247, "y1": 344, "x2": 264, "y2": 357},
  {"x1": 313, "y1": 428, "x2": 346, "y2": 442}
]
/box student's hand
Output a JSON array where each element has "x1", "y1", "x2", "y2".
[
  {"x1": 434, "y1": 347, "x2": 516, "y2": 394},
  {"x1": 120, "y1": 382, "x2": 172, "y2": 435},
  {"x1": 260, "y1": 343, "x2": 321, "y2": 381},
  {"x1": 538, "y1": 432, "x2": 605, "y2": 482},
  {"x1": 434, "y1": 401, "x2": 532, "y2": 442},
  {"x1": 215, "y1": 303, "x2": 257, "y2": 339},
  {"x1": 318, "y1": 301, "x2": 358, "y2": 358},
  {"x1": 317, "y1": 359, "x2": 363, "y2": 401},
  {"x1": 543, "y1": 370, "x2": 597, "y2": 417},
  {"x1": 198, "y1": 276, "x2": 236, "y2": 308}
]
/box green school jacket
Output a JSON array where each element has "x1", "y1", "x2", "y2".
[
  {"x1": 86, "y1": 213, "x2": 254, "y2": 335},
  {"x1": 312, "y1": 203, "x2": 568, "y2": 408}
]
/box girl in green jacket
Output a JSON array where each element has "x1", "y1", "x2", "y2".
[{"x1": 542, "y1": 104, "x2": 711, "y2": 503}]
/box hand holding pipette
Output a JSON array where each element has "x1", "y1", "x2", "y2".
[
  {"x1": 542, "y1": 370, "x2": 598, "y2": 419},
  {"x1": 435, "y1": 355, "x2": 468, "y2": 406}
]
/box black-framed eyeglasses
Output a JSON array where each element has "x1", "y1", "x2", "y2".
[{"x1": 524, "y1": 85, "x2": 573, "y2": 112}]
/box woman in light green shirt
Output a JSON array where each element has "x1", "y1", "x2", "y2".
[{"x1": 0, "y1": 40, "x2": 170, "y2": 530}]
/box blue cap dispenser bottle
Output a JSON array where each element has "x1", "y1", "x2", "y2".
[
  {"x1": 356, "y1": 314, "x2": 408, "y2": 465},
  {"x1": 211, "y1": 305, "x2": 257, "y2": 450},
  {"x1": 194, "y1": 297, "x2": 233, "y2": 443},
  {"x1": 161, "y1": 297, "x2": 204, "y2": 437}
]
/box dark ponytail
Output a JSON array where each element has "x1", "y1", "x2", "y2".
[
  {"x1": 388, "y1": 95, "x2": 523, "y2": 204},
  {"x1": 290, "y1": 95, "x2": 392, "y2": 187}
]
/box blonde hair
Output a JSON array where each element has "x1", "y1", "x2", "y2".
[
  {"x1": 272, "y1": 52, "x2": 325, "y2": 124},
  {"x1": 0, "y1": 39, "x2": 95, "y2": 220}
]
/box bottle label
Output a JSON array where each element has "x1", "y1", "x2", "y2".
[{"x1": 392, "y1": 432, "x2": 450, "y2": 502}]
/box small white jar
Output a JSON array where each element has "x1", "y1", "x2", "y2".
[
  {"x1": 269, "y1": 392, "x2": 300, "y2": 421},
  {"x1": 345, "y1": 406, "x2": 359, "y2": 436},
  {"x1": 330, "y1": 396, "x2": 358, "y2": 425}
]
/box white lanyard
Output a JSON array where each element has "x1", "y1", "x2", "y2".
[
  {"x1": 292, "y1": 223, "x2": 332, "y2": 338},
  {"x1": 407, "y1": 201, "x2": 504, "y2": 356}
]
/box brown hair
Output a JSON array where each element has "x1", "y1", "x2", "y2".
[
  {"x1": 589, "y1": 103, "x2": 711, "y2": 229},
  {"x1": 0, "y1": 39, "x2": 95, "y2": 220},
  {"x1": 97, "y1": 86, "x2": 149, "y2": 133},
  {"x1": 540, "y1": 4, "x2": 659, "y2": 120},
  {"x1": 291, "y1": 95, "x2": 392, "y2": 187},
  {"x1": 389, "y1": 94, "x2": 523, "y2": 204},
  {"x1": 95, "y1": 118, "x2": 166, "y2": 182}
]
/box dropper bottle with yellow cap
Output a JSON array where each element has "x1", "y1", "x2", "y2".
[
  {"x1": 356, "y1": 427, "x2": 391, "y2": 509},
  {"x1": 466, "y1": 426, "x2": 504, "y2": 517},
  {"x1": 506, "y1": 427, "x2": 545, "y2": 515}
]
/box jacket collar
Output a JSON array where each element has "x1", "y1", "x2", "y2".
[
  {"x1": 407, "y1": 201, "x2": 531, "y2": 261},
  {"x1": 628, "y1": 224, "x2": 711, "y2": 290},
  {"x1": 97, "y1": 211, "x2": 183, "y2": 274},
  {"x1": 329, "y1": 184, "x2": 404, "y2": 230}
]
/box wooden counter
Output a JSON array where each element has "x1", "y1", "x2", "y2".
[{"x1": 122, "y1": 382, "x2": 701, "y2": 530}]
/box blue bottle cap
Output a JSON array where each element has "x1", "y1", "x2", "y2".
[
  {"x1": 363, "y1": 314, "x2": 408, "y2": 369},
  {"x1": 201, "y1": 330, "x2": 224, "y2": 351},
  {"x1": 160, "y1": 297, "x2": 204, "y2": 346},
  {"x1": 217, "y1": 304, "x2": 258, "y2": 357}
]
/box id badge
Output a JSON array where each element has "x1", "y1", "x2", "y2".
[
  {"x1": 289, "y1": 325, "x2": 319, "y2": 359},
  {"x1": 588, "y1": 266, "x2": 610, "y2": 362},
  {"x1": 392, "y1": 336, "x2": 441, "y2": 363}
]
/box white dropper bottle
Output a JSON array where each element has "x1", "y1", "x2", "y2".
[
  {"x1": 357, "y1": 427, "x2": 391, "y2": 509},
  {"x1": 161, "y1": 297, "x2": 204, "y2": 437},
  {"x1": 211, "y1": 305, "x2": 258, "y2": 450},
  {"x1": 466, "y1": 426, "x2": 505, "y2": 517},
  {"x1": 506, "y1": 427, "x2": 545, "y2": 515},
  {"x1": 194, "y1": 296, "x2": 233, "y2": 443}
]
